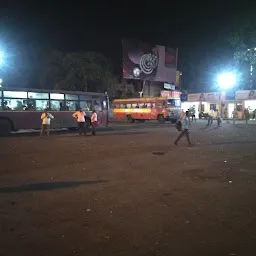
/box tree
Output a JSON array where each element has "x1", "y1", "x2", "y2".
[
  {"x1": 40, "y1": 50, "x2": 118, "y2": 92},
  {"x1": 229, "y1": 9, "x2": 256, "y2": 88}
]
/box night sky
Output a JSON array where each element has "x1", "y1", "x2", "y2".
[{"x1": 0, "y1": 3, "x2": 255, "y2": 91}]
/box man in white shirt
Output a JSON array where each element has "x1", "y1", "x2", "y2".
[
  {"x1": 91, "y1": 110, "x2": 98, "y2": 136},
  {"x1": 40, "y1": 109, "x2": 54, "y2": 136},
  {"x1": 73, "y1": 108, "x2": 86, "y2": 135}
]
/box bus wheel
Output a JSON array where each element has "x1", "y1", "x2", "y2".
[
  {"x1": 170, "y1": 119, "x2": 177, "y2": 124},
  {"x1": 138, "y1": 120, "x2": 145, "y2": 123},
  {"x1": 157, "y1": 115, "x2": 165, "y2": 123},
  {"x1": 0, "y1": 119, "x2": 12, "y2": 136},
  {"x1": 126, "y1": 115, "x2": 134, "y2": 123}
]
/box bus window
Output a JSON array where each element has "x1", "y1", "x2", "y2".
[
  {"x1": 2, "y1": 99, "x2": 27, "y2": 110},
  {"x1": 120, "y1": 104, "x2": 126, "y2": 108},
  {"x1": 50, "y1": 93, "x2": 64, "y2": 100},
  {"x1": 102, "y1": 100, "x2": 107, "y2": 110},
  {"x1": 80, "y1": 101, "x2": 89, "y2": 111},
  {"x1": 87, "y1": 101, "x2": 92, "y2": 111},
  {"x1": 66, "y1": 101, "x2": 79, "y2": 111},
  {"x1": 93, "y1": 100, "x2": 102, "y2": 111},
  {"x1": 151, "y1": 103, "x2": 156, "y2": 108},
  {"x1": 28, "y1": 92, "x2": 49, "y2": 99},
  {"x1": 157, "y1": 102, "x2": 162, "y2": 108},
  {"x1": 4, "y1": 91, "x2": 27, "y2": 98},
  {"x1": 126, "y1": 103, "x2": 132, "y2": 108},
  {"x1": 131, "y1": 103, "x2": 137, "y2": 108},
  {"x1": 34, "y1": 100, "x2": 50, "y2": 111},
  {"x1": 65, "y1": 94, "x2": 78, "y2": 101},
  {"x1": 167, "y1": 99, "x2": 181, "y2": 107},
  {"x1": 50, "y1": 100, "x2": 64, "y2": 111},
  {"x1": 114, "y1": 104, "x2": 119, "y2": 109},
  {"x1": 147, "y1": 103, "x2": 151, "y2": 108}
]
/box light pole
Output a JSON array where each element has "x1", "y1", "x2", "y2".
[{"x1": 217, "y1": 72, "x2": 236, "y2": 117}]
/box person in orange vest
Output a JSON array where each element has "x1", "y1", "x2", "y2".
[
  {"x1": 91, "y1": 110, "x2": 98, "y2": 136},
  {"x1": 72, "y1": 108, "x2": 86, "y2": 135}
]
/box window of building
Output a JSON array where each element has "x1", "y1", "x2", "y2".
[
  {"x1": 236, "y1": 103, "x2": 243, "y2": 112},
  {"x1": 66, "y1": 94, "x2": 78, "y2": 101},
  {"x1": 50, "y1": 93, "x2": 64, "y2": 100},
  {"x1": 66, "y1": 101, "x2": 79, "y2": 111},
  {"x1": 210, "y1": 104, "x2": 216, "y2": 111},
  {"x1": 28, "y1": 92, "x2": 49, "y2": 99},
  {"x1": 4, "y1": 91, "x2": 27, "y2": 98}
]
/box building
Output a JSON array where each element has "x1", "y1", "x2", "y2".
[{"x1": 181, "y1": 90, "x2": 256, "y2": 119}]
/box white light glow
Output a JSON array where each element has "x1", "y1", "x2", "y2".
[
  {"x1": 217, "y1": 72, "x2": 236, "y2": 90},
  {"x1": 0, "y1": 51, "x2": 4, "y2": 65}
]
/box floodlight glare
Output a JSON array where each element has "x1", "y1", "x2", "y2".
[
  {"x1": 217, "y1": 72, "x2": 236, "y2": 90},
  {"x1": 0, "y1": 51, "x2": 4, "y2": 65}
]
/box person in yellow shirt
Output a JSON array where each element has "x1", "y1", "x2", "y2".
[
  {"x1": 72, "y1": 108, "x2": 86, "y2": 135},
  {"x1": 90, "y1": 110, "x2": 98, "y2": 136},
  {"x1": 40, "y1": 109, "x2": 54, "y2": 137}
]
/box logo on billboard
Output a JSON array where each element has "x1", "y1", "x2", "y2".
[{"x1": 122, "y1": 39, "x2": 177, "y2": 83}]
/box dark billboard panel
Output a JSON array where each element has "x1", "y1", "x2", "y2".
[{"x1": 122, "y1": 39, "x2": 177, "y2": 83}]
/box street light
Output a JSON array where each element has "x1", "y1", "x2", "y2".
[{"x1": 217, "y1": 72, "x2": 236, "y2": 90}]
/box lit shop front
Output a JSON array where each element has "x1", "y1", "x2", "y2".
[
  {"x1": 236, "y1": 90, "x2": 256, "y2": 118},
  {"x1": 185, "y1": 92, "x2": 222, "y2": 118}
]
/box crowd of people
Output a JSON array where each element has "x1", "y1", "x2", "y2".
[{"x1": 40, "y1": 108, "x2": 98, "y2": 137}]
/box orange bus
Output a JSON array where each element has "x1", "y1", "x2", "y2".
[{"x1": 113, "y1": 96, "x2": 181, "y2": 123}]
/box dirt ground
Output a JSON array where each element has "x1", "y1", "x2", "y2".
[{"x1": 1, "y1": 121, "x2": 256, "y2": 256}]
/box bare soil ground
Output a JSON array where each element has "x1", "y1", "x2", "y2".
[{"x1": 1, "y1": 121, "x2": 256, "y2": 256}]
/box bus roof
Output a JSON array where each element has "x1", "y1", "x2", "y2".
[
  {"x1": 113, "y1": 97, "x2": 167, "y2": 103},
  {"x1": 0, "y1": 87, "x2": 107, "y2": 97}
]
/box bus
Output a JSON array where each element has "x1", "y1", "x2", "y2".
[
  {"x1": 113, "y1": 96, "x2": 181, "y2": 123},
  {"x1": 0, "y1": 87, "x2": 109, "y2": 135}
]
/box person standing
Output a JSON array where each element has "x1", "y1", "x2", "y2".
[
  {"x1": 174, "y1": 111, "x2": 192, "y2": 146},
  {"x1": 232, "y1": 109, "x2": 238, "y2": 124},
  {"x1": 244, "y1": 108, "x2": 250, "y2": 124},
  {"x1": 73, "y1": 108, "x2": 86, "y2": 136},
  {"x1": 216, "y1": 109, "x2": 222, "y2": 126},
  {"x1": 206, "y1": 109, "x2": 214, "y2": 127},
  {"x1": 90, "y1": 110, "x2": 98, "y2": 136},
  {"x1": 40, "y1": 109, "x2": 54, "y2": 137}
]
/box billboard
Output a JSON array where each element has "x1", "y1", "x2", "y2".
[
  {"x1": 235, "y1": 90, "x2": 256, "y2": 100},
  {"x1": 122, "y1": 39, "x2": 177, "y2": 83},
  {"x1": 188, "y1": 92, "x2": 220, "y2": 102}
]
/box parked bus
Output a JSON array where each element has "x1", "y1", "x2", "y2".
[
  {"x1": 0, "y1": 87, "x2": 109, "y2": 135},
  {"x1": 113, "y1": 96, "x2": 181, "y2": 123}
]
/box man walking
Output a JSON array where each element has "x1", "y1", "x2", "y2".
[
  {"x1": 40, "y1": 109, "x2": 54, "y2": 137},
  {"x1": 174, "y1": 111, "x2": 192, "y2": 146},
  {"x1": 73, "y1": 108, "x2": 86, "y2": 136}
]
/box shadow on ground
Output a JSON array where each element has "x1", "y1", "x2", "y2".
[{"x1": 0, "y1": 180, "x2": 109, "y2": 193}]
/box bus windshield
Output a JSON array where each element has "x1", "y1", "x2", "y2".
[{"x1": 167, "y1": 99, "x2": 181, "y2": 108}]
